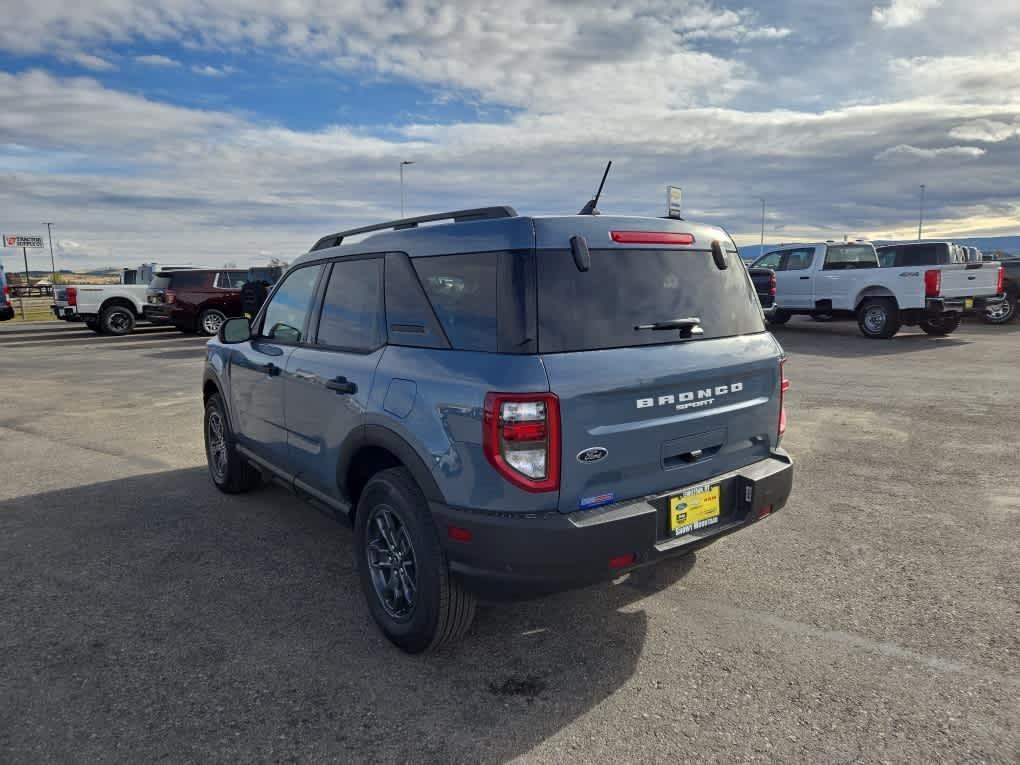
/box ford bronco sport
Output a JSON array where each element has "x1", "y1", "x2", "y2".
[{"x1": 203, "y1": 206, "x2": 794, "y2": 653}]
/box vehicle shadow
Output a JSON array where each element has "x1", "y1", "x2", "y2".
[
  {"x1": 0, "y1": 467, "x2": 693, "y2": 763},
  {"x1": 769, "y1": 318, "x2": 976, "y2": 358}
]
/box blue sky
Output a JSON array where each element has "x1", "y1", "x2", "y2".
[{"x1": 0, "y1": 0, "x2": 1018, "y2": 268}]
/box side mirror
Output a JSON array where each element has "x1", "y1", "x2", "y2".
[
  {"x1": 570, "y1": 235, "x2": 591, "y2": 273},
  {"x1": 219, "y1": 317, "x2": 251, "y2": 344}
]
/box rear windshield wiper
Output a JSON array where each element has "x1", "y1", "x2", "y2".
[{"x1": 634, "y1": 317, "x2": 704, "y2": 335}]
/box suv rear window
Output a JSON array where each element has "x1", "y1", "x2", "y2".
[{"x1": 536, "y1": 248, "x2": 764, "y2": 353}]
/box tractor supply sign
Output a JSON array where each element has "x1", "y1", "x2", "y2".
[{"x1": 3, "y1": 234, "x2": 43, "y2": 248}]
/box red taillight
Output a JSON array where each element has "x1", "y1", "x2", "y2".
[
  {"x1": 769, "y1": 271, "x2": 777, "y2": 297},
  {"x1": 483, "y1": 392, "x2": 560, "y2": 493},
  {"x1": 608, "y1": 553, "x2": 637, "y2": 570},
  {"x1": 924, "y1": 269, "x2": 941, "y2": 298},
  {"x1": 758, "y1": 504, "x2": 774, "y2": 519},
  {"x1": 609, "y1": 231, "x2": 695, "y2": 246},
  {"x1": 447, "y1": 526, "x2": 473, "y2": 543},
  {"x1": 66, "y1": 287, "x2": 77, "y2": 306},
  {"x1": 778, "y1": 359, "x2": 789, "y2": 440},
  {"x1": 165, "y1": 289, "x2": 177, "y2": 304},
  {"x1": 997, "y1": 266, "x2": 1005, "y2": 295}
]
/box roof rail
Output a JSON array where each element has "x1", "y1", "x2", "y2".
[{"x1": 310, "y1": 206, "x2": 519, "y2": 252}]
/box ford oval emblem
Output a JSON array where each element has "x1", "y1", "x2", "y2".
[{"x1": 577, "y1": 447, "x2": 608, "y2": 464}]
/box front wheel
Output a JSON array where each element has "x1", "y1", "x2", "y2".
[
  {"x1": 355, "y1": 467, "x2": 476, "y2": 653},
  {"x1": 204, "y1": 393, "x2": 261, "y2": 493},
  {"x1": 920, "y1": 314, "x2": 962, "y2": 336},
  {"x1": 198, "y1": 309, "x2": 227, "y2": 336},
  {"x1": 857, "y1": 298, "x2": 900, "y2": 339},
  {"x1": 982, "y1": 295, "x2": 1017, "y2": 324}
]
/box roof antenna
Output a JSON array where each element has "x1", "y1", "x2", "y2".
[{"x1": 578, "y1": 161, "x2": 612, "y2": 215}]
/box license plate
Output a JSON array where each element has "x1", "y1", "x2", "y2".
[
  {"x1": 964, "y1": 298, "x2": 974, "y2": 309},
  {"x1": 669, "y1": 484, "x2": 721, "y2": 537}
]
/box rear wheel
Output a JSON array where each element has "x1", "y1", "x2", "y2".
[
  {"x1": 982, "y1": 295, "x2": 1017, "y2": 324},
  {"x1": 767, "y1": 309, "x2": 791, "y2": 325},
  {"x1": 99, "y1": 304, "x2": 135, "y2": 336},
  {"x1": 920, "y1": 314, "x2": 962, "y2": 336},
  {"x1": 198, "y1": 309, "x2": 227, "y2": 336},
  {"x1": 204, "y1": 393, "x2": 261, "y2": 493},
  {"x1": 355, "y1": 467, "x2": 476, "y2": 653},
  {"x1": 857, "y1": 298, "x2": 900, "y2": 339},
  {"x1": 84, "y1": 318, "x2": 103, "y2": 333}
]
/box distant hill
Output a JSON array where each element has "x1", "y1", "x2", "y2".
[{"x1": 739, "y1": 235, "x2": 1020, "y2": 262}]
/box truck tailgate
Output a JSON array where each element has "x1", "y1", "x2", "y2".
[{"x1": 939, "y1": 263, "x2": 1000, "y2": 299}]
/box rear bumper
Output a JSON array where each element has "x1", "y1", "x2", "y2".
[
  {"x1": 430, "y1": 449, "x2": 793, "y2": 599},
  {"x1": 757, "y1": 293, "x2": 776, "y2": 309},
  {"x1": 0, "y1": 304, "x2": 13, "y2": 321},
  {"x1": 926, "y1": 294, "x2": 1004, "y2": 316},
  {"x1": 51, "y1": 305, "x2": 84, "y2": 321}
]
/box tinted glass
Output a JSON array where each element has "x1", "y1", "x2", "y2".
[
  {"x1": 823, "y1": 245, "x2": 878, "y2": 270},
  {"x1": 149, "y1": 276, "x2": 171, "y2": 290},
  {"x1": 753, "y1": 251, "x2": 782, "y2": 269},
  {"x1": 413, "y1": 253, "x2": 498, "y2": 352},
  {"x1": 784, "y1": 248, "x2": 815, "y2": 271},
  {"x1": 167, "y1": 271, "x2": 210, "y2": 289},
  {"x1": 316, "y1": 259, "x2": 384, "y2": 351},
  {"x1": 216, "y1": 271, "x2": 247, "y2": 289},
  {"x1": 260, "y1": 265, "x2": 323, "y2": 344},
  {"x1": 537, "y1": 247, "x2": 764, "y2": 353},
  {"x1": 384, "y1": 252, "x2": 449, "y2": 349}
]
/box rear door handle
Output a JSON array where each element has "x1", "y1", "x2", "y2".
[
  {"x1": 324, "y1": 376, "x2": 357, "y2": 395},
  {"x1": 799, "y1": 276, "x2": 810, "y2": 280},
  {"x1": 259, "y1": 362, "x2": 281, "y2": 377}
]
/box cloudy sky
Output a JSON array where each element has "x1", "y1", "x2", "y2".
[{"x1": 0, "y1": 0, "x2": 1018, "y2": 269}]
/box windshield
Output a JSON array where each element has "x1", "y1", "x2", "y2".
[{"x1": 537, "y1": 247, "x2": 765, "y2": 353}]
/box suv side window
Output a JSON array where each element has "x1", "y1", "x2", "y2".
[
  {"x1": 167, "y1": 271, "x2": 208, "y2": 289},
  {"x1": 315, "y1": 258, "x2": 384, "y2": 351},
  {"x1": 215, "y1": 271, "x2": 247, "y2": 289},
  {"x1": 259, "y1": 265, "x2": 324, "y2": 344},
  {"x1": 413, "y1": 253, "x2": 498, "y2": 352}
]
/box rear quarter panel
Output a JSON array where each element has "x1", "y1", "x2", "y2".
[{"x1": 845, "y1": 269, "x2": 924, "y2": 310}]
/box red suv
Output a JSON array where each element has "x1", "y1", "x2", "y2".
[{"x1": 144, "y1": 269, "x2": 248, "y2": 335}]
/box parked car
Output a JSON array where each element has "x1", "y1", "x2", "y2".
[
  {"x1": 750, "y1": 241, "x2": 1004, "y2": 338},
  {"x1": 202, "y1": 206, "x2": 794, "y2": 653},
  {"x1": 51, "y1": 264, "x2": 195, "y2": 335},
  {"x1": 981, "y1": 257, "x2": 1019, "y2": 324},
  {"x1": 0, "y1": 263, "x2": 13, "y2": 321},
  {"x1": 145, "y1": 266, "x2": 281, "y2": 335}
]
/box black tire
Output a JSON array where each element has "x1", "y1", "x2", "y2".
[
  {"x1": 84, "y1": 319, "x2": 103, "y2": 334},
  {"x1": 99, "y1": 304, "x2": 136, "y2": 336},
  {"x1": 856, "y1": 298, "x2": 900, "y2": 339},
  {"x1": 920, "y1": 314, "x2": 962, "y2": 336},
  {"x1": 204, "y1": 393, "x2": 261, "y2": 493},
  {"x1": 355, "y1": 467, "x2": 476, "y2": 653},
  {"x1": 176, "y1": 322, "x2": 198, "y2": 334},
  {"x1": 981, "y1": 294, "x2": 1017, "y2": 324},
  {"x1": 198, "y1": 309, "x2": 227, "y2": 336},
  {"x1": 767, "y1": 309, "x2": 791, "y2": 325}
]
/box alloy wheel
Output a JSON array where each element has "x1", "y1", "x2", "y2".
[
  {"x1": 365, "y1": 505, "x2": 418, "y2": 621},
  {"x1": 206, "y1": 410, "x2": 228, "y2": 482}
]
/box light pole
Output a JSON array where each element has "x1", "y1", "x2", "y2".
[
  {"x1": 43, "y1": 222, "x2": 56, "y2": 281},
  {"x1": 917, "y1": 184, "x2": 926, "y2": 240},
  {"x1": 400, "y1": 161, "x2": 415, "y2": 218},
  {"x1": 759, "y1": 197, "x2": 766, "y2": 250}
]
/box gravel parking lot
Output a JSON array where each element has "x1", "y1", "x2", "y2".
[{"x1": 1, "y1": 319, "x2": 1017, "y2": 763}]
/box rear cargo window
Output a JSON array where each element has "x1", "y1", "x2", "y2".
[
  {"x1": 536, "y1": 248, "x2": 765, "y2": 353},
  {"x1": 413, "y1": 253, "x2": 498, "y2": 352}
]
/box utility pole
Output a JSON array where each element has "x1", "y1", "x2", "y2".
[
  {"x1": 759, "y1": 197, "x2": 766, "y2": 250},
  {"x1": 918, "y1": 184, "x2": 925, "y2": 240},
  {"x1": 20, "y1": 247, "x2": 29, "y2": 319},
  {"x1": 400, "y1": 160, "x2": 415, "y2": 218},
  {"x1": 43, "y1": 222, "x2": 56, "y2": 281}
]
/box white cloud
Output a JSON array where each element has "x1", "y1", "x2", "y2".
[
  {"x1": 872, "y1": 0, "x2": 941, "y2": 28},
  {"x1": 874, "y1": 144, "x2": 986, "y2": 161},
  {"x1": 948, "y1": 119, "x2": 1020, "y2": 143},
  {"x1": 64, "y1": 52, "x2": 116, "y2": 71},
  {"x1": 191, "y1": 64, "x2": 234, "y2": 77},
  {"x1": 135, "y1": 54, "x2": 179, "y2": 67}
]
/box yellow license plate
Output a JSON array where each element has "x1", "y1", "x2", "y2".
[
  {"x1": 964, "y1": 298, "x2": 974, "y2": 309},
  {"x1": 669, "y1": 485, "x2": 721, "y2": 537}
]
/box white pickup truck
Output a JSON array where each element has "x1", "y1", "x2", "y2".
[
  {"x1": 51, "y1": 263, "x2": 193, "y2": 335},
  {"x1": 750, "y1": 241, "x2": 1004, "y2": 338}
]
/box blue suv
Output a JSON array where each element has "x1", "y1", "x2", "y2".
[{"x1": 203, "y1": 206, "x2": 793, "y2": 652}]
